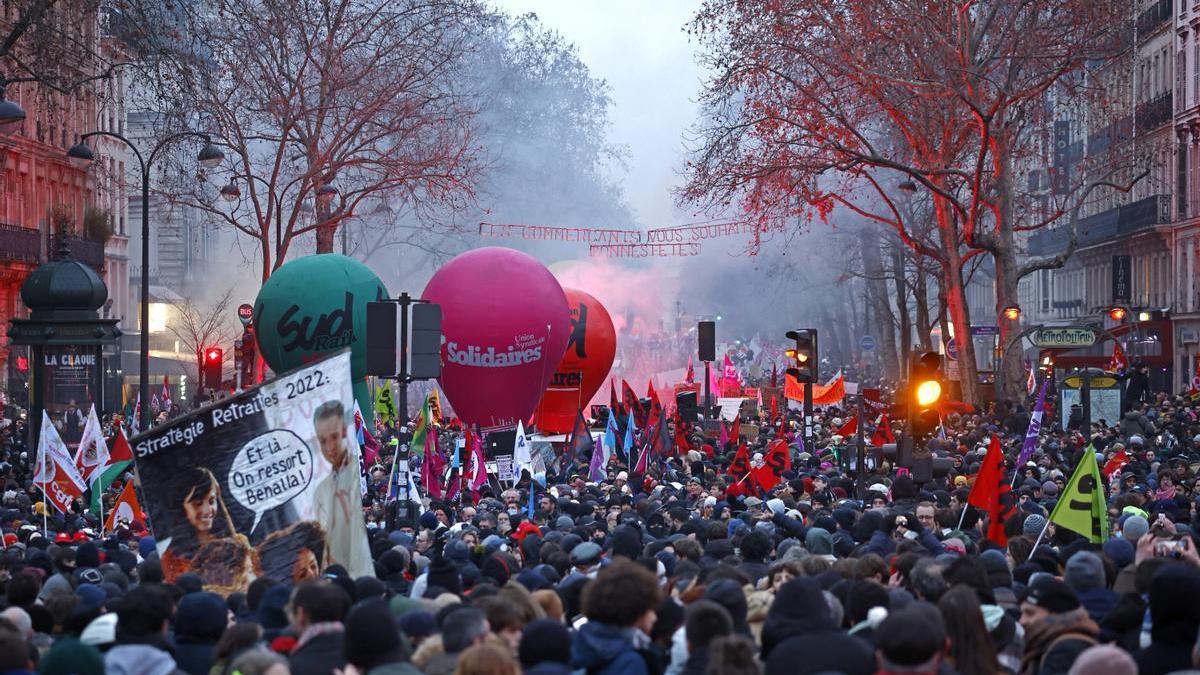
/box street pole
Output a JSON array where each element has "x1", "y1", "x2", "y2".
[
  {"x1": 139, "y1": 167, "x2": 150, "y2": 431},
  {"x1": 855, "y1": 392, "x2": 866, "y2": 498},
  {"x1": 69, "y1": 130, "x2": 222, "y2": 432},
  {"x1": 398, "y1": 292, "x2": 411, "y2": 424},
  {"x1": 703, "y1": 361, "x2": 712, "y2": 417},
  {"x1": 803, "y1": 381, "x2": 813, "y2": 454}
]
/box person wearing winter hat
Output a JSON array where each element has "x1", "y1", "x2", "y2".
[
  {"x1": 35, "y1": 637, "x2": 104, "y2": 675},
  {"x1": 1121, "y1": 514, "x2": 1150, "y2": 543},
  {"x1": 173, "y1": 592, "x2": 228, "y2": 675},
  {"x1": 1022, "y1": 513, "x2": 1048, "y2": 539},
  {"x1": 1064, "y1": 551, "x2": 1117, "y2": 624},
  {"x1": 518, "y1": 619, "x2": 573, "y2": 675},
  {"x1": 1134, "y1": 563, "x2": 1200, "y2": 675},
  {"x1": 343, "y1": 598, "x2": 419, "y2": 675},
  {"x1": 1019, "y1": 577, "x2": 1098, "y2": 674},
  {"x1": 424, "y1": 554, "x2": 462, "y2": 597}
]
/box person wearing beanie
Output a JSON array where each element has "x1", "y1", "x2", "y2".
[
  {"x1": 36, "y1": 636, "x2": 106, "y2": 675},
  {"x1": 519, "y1": 619, "x2": 573, "y2": 675},
  {"x1": 173, "y1": 592, "x2": 228, "y2": 675},
  {"x1": 1121, "y1": 515, "x2": 1150, "y2": 543},
  {"x1": 1022, "y1": 514, "x2": 1048, "y2": 539},
  {"x1": 1019, "y1": 577, "x2": 1098, "y2": 674},
  {"x1": 1064, "y1": 551, "x2": 1116, "y2": 624},
  {"x1": 1134, "y1": 563, "x2": 1200, "y2": 675},
  {"x1": 343, "y1": 598, "x2": 419, "y2": 675},
  {"x1": 424, "y1": 554, "x2": 463, "y2": 597}
]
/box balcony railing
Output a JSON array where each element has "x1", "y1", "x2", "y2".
[
  {"x1": 65, "y1": 236, "x2": 106, "y2": 272},
  {"x1": 1137, "y1": 91, "x2": 1173, "y2": 132},
  {"x1": 1026, "y1": 194, "x2": 1171, "y2": 257},
  {"x1": 0, "y1": 223, "x2": 41, "y2": 264},
  {"x1": 1137, "y1": 0, "x2": 1172, "y2": 36}
]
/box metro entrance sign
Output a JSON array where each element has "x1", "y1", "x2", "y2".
[{"x1": 1031, "y1": 327, "x2": 1097, "y2": 348}]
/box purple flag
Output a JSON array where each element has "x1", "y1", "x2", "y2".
[
  {"x1": 588, "y1": 436, "x2": 606, "y2": 482},
  {"x1": 1016, "y1": 380, "x2": 1048, "y2": 467}
]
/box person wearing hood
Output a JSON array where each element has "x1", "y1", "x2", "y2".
[
  {"x1": 760, "y1": 577, "x2": 874, "y2": 673},
  {"x1": 104, "y1": 585, "x2": 187, "y2": 675},
  {"x1": 342, "y1": 598, "x2": 421, "y2": 675},
  {"x1": 1134, "y1": 563, "x2": 1200, "y2": 675},
  {"x1": 1063, "y1": 551, "x2": 1116, "y2": 624},
  {"x1": 172, "y1": 592, "x2": 228, "y2": 675},
  {"x1": 570, "y1": 560, "x2": 663, "y2": 675}
]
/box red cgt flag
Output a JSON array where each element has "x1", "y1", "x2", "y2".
[
  {"x1": 1103, "y1": 450, "x2": 1129, "y2": 479},
  {"x1": 727, "y1": 443, "x2": 751, "y2": 478},
  {"x1": 835, "y1": 416, "x2": 858, "y2": 437},
  {"x1": 751, "y1": 439, "x2": 791, "y2": 492},
  {"x1": 967, "y1": 435, "x2": 1016, "y2": 546},
  {"x1": 871, "y1": 414, "x2": 896, "y2": 447}
]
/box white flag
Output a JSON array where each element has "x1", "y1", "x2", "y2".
[
  {"x1": 36, "y1": 411, "x2": 86, "y2": 513},
  {"x1": 513, "y1": 420, "x2": 532, "y2": 471},
  {"x1": 74, "y1": 404, "x2": 110, "y2": 486}
]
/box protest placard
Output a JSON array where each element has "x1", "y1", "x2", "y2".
[{"x1": 132, "y1": 351, "x2": 372, "y2": 594}]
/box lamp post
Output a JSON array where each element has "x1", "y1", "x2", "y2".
[{"x1": 68, "y1": 131, "x2": 224, "y2": 431}]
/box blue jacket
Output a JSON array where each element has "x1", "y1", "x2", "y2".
[{"x1": 571, "y1": 621, "x2": 649, "y2": 675}]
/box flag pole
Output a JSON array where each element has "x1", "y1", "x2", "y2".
[{"x1": 956, "y1": 504, "x2": 969, "y2": 532}]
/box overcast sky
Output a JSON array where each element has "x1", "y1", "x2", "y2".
[{"x1": 492, "y1": 0, "x2": 708, "y2": 228}]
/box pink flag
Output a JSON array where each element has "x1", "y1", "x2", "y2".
[{"x1": 468, "y1": 429, "x2": 488, "y2": 493}]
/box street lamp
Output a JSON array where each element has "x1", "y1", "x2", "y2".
[
  {"x1": 220, "y1": 181, "x2": 240, "y2": 202},
  {"x1": 0, "y1": 85, "x2": 25, "y2": 134},
  {"x1": 1002, "y1": 305, "x2": 1021, "y2": 321},
  {"x1": 68, "y1": 131, "x2": 224, "y2": 431},
  {"x1": 1107, "y1": 305, "x2": 1128, "y2": 322}
]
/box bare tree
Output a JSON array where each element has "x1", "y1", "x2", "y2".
[
  {"x1": 682, "y1": 0, "x2": 1137, "y2": 404},
  {"x1": 137, "y1": 0, "x2": 486, "y2": 282},
  {"x1": 166, "y1": 288, "x2": 237, "y2": 396}
]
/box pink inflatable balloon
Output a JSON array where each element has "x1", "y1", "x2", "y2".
[{"x1": 422, "y1": 247, "x2": 570, "y2": 431}]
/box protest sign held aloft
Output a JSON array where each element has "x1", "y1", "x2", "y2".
[{"x1": 133, "y1": 351, "x2": 373, "y2": 595}]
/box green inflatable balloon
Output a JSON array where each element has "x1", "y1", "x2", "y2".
[{"x1": 253, "y1": 254, "x2": 388, "y2": 415}]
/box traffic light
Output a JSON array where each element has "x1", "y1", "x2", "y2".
[
  {"x1": 908, "y1": 351, "x2": 943, "y2": 439},
  {"x1": 784, "y1": 329, "x2": 818, "y2": 382},
  {"x1": 203, "y1": 347, "x2": 223, "y2": 390},
  {"x1": 1108, "y1": 306, "x2": 1128, "y2": 322}
]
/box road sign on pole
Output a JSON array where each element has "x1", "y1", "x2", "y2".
[
  {"x1": 859, "y1": 335, "x2": 876, "y2": 351},
  {"x1": 945, "y1": 338, "x2": 958, "y2": 361}
]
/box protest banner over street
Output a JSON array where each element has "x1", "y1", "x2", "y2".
[{"x1": 132, "y1": 351, "x2": 372, "y2": 595}]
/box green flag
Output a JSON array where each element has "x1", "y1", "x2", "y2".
[
  {"x1": 1048, "y1": 445, "x2": 1109, "y2": 543},
  {"x1": 89, "y1": 460, "x2": 132, "y2": 515},
  {"x1": 410, "y1": 394, "x2": 433, "y2": 457}
]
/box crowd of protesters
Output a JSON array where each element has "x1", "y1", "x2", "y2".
[{"x1": 4, "y1": 355, "x2": 1200, "y2": 675}]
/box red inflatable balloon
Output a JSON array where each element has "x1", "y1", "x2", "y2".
[
  {"x1": 535, "y1": 288, "x2": 616, "y2": 433},
  {"x1": 422, "y1": 247, "x2": 570, "y2": 431}
]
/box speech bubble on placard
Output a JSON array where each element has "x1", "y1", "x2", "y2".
[{"x1": 228, "y1": 429, "x2": 314, "y2": 531}]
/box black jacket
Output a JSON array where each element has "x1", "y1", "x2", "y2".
[{"x1": 288, "y1": 630, "x2": 347, "y2": 675}]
